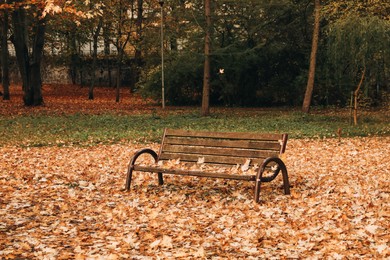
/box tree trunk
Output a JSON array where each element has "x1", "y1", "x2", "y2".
[
  {"x1": 353, "y1": 67, "x2": 366, "y2": 126},
  {"x1": 103, "y1": 23, "x2": 112, "y2": 87},
  {"x1": 12, "y1": 7, "x2": 45, "y2": 106},
  {"x1": 115, "y1": 47, "x2": 124, "y2": 103},
  {"x1": 28, "y1": 16, "x2": 45, "y2": 106},
  {"x1": 114, "y1": 0, "x2": 130, "y2": 102},
  {"x1": 12, "y1": 8, "x2": 29, "y2": 93},
  {"x1": 70, "y1": 26, "x2": 78, "y2": 85},
  {"x1": 116, "y1": 55, "x2": 121, "y2": 103},
  {"x1": 302, "y1": 0, "x2": 320, "y2": 113},
  {"x1": 130, "y1": 0, "x2": 143, "y2": 93},
  {"x1": 89, "y1": 19, "x2": 103, "y2": 100},
  {"x1": 1, "y1": 10, "x2": 10, "y2": 100},
  {"x1": 201, "y1": 0, "x2": 211, "y2": 116}
]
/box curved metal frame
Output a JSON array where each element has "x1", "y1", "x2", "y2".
[
  {"x1": 125, "y1": 148, "x2": 162, "y2": 191},
  {"x1": 254, "y1": 157, "x2": 290, "y2": 203},
  {"x1": 125, "y1": 148, "x2": 290, "y2": 204}
]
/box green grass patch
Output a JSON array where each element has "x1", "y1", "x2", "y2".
[{"x1": 0, "y1": 110, "x2": 389, "y2": 147}]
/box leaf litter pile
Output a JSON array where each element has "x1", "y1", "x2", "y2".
[{"x1": 1, "y1": 137, "x2": 389, "y2": 259}]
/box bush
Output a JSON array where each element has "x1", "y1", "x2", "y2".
[
  {"x1": 139, "y1": 43, "x2": 306, "y2": 107},
  {"x1": 139, "y1": 52, "x2": 204, "y2": 106}
]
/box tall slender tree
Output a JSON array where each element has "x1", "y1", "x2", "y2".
[
  {"x1": 103, "y1": 22, "x2": 112, "y2": 87},
  {"x1": 89, "y1": 18, "x2": 103, "y2": 100},
  {"x1": 201, "y1": 0, "x2": 211, "y2": 116},
  {"x1": 302, "y1": 0, "x2": 320, "y2": 113},
  {"x1": 1, "y1": 9, "x2": 10, "y2": 100},
  {"x1": 131, "y1": 0, "x2": 143, "y2": 92}
]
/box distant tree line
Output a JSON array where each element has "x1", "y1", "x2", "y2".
[{"x1": 0, "y1": 0, "x2": 389, "y2": 109}]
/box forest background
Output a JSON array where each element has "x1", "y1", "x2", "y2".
[{"x1": 0, "y1": 0, "x2": 389, "y2": 112}]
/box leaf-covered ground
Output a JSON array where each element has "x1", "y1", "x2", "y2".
[
  {"x1": 1, "y1": 137, "x2": 389, "y2": 259},
  {"x1": 0, "y1": 84, "x2": 156, "y2": 116},
  {"x1": 3, "y1": 84, "x2": 388, "y2": 117}
]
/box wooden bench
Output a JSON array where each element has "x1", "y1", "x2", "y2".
[{"x1": 125, "y1": 128, "x2": 290, "y2": 203}]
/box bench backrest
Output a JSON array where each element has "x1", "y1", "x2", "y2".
[{"x1": 158, "y1": 128, "x2": 288, "y2": 167}]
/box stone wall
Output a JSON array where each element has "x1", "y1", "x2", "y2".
[{"x1": 4, "y1": 58, "x2": 131, "y2": 87}]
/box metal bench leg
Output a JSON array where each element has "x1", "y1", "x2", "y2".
[
  {"x1": 254, "y1": 178, "x2": 262, "y2": 203},
  {"x1": 158, "y1": 172, "x2": 164, "y2": 185},
  {"x1": 281, "y1": 166, "x2": 290, "y2": 195},
  {"x1": 125, "y1": 166, "x2": 134, "y2": 191}
]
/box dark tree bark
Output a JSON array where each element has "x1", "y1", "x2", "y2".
[
  {"x1": 1, "y1": 10, "x2": 10, "y2": 100},
  {"x1": 114, "y1": 0, "x2": 130, "y2": 102},
  {"x1": 116, "y1": 48, "x2": 124, "y2": 103},
  {"x1": 115, "y1": 2, "x2": 123, "y2": 103},
  {"x1": 103, "y1": 23, "x2": 112, "y2": 87},
  {"x1": 69, "y1": 26, "x2": 78, "y2": 85},
  {"x1": 12, "y1": 6, "x2": 45, "y2": 106},
  {"x1": 89, "y1": 19, "x2": 103, "y2": 100},
  {"x1": 302, "y1": 0, "x2": 320, "y2": 113},
  {"x1": 130, "y1": 0, "x2": 143, "y2": 93},
  {"x1": 201, "y1": 0, "x2": 211, "y2": 116}
]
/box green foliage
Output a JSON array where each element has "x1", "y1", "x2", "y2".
[
  {"x1": 1, "y1": 110, "x2": 389, "y2": 147},
  {"x1": 138, "y1": 52, "x2": 204, "y2": 105},
  {"x1": 211, "y1": 44, "x2": 304, "y2": 106},
  {"x1": 140, "y1": 0, "x2": 310, "y2": 107},
  {"x1": 137, "y1": 0, "x2": 389, "y2": 108},
  {"x1": 323, "y1": 15, "x2": 390, "y2": 105}
]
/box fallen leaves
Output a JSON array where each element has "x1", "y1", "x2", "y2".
[
  {"x1": 0, "y1": 84, "x2": 156, "y2": 116},
  {"x1": 0, "y1": 137, "x2": 389, "y2": 258}
]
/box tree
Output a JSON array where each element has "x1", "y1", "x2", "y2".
[
  {"x1": 103, "y1": 22, "x2": 113, "y2": 87},
  {"x1": 1, "y1": 9, "x2": 10, "y2": 100},
  {"x1": 353, "y1": 67, "x2": 365, "y2": 125},
  {"x1": 3, "y1": 0, "x2": 103, "y2": 105},
  {"x1": 98, "y1": 0, "x2": 139, "y2": 102},
  {"x1": 201, "y1": 0, "x2": 211, "y2": 116},
  {"x1": 131, "y1": 0, "x2": 143, "y2": 92},
  {"x1": 89, "y1": 17, "x2": 103, "y2": 100},
  {"x1": 114, "y1": 0, "x2": 129, "y2": 102},
  {"x1": 323, "y1": 1, "x2": 390, "y2": 107},
  {"x1": 11, "y1": 3, "x2": 46, "y2": 106},
  {"x1": 69, "y1": 24, "x2": 80, "y2": 85},
  {"x1": 302, "y1": 0, "x2": 320, "y2": 113}
]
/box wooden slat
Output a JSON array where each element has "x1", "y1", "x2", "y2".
[
  {"x1": 164, "y1": 137, "x2": 281, "y2": 151},
  {"x1": 159, "y1": 153, "x2": 272, "y2": 165},
  {"x1": 162, "y1": 144, "x2": 278, "y2": 158},
  {"x1": 133, "y1": 165, "x2": 256, "y2": 181},
  {"x1": 165, "y1": 129, "x2": 283, "y2": 141}
]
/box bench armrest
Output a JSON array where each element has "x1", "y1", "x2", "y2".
[
  {"x1": 125, "y1": 148, "x2": 160, "y2": 191},
  {"x1": 258, "y1": 157, "x2": 286, "y2": 182},
  {"x1": 254, "y1": 157, "x2": 290, "y2": 203},
  {"x1": 128, "y1": 148, "x2": 158, "y2": 167}
]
